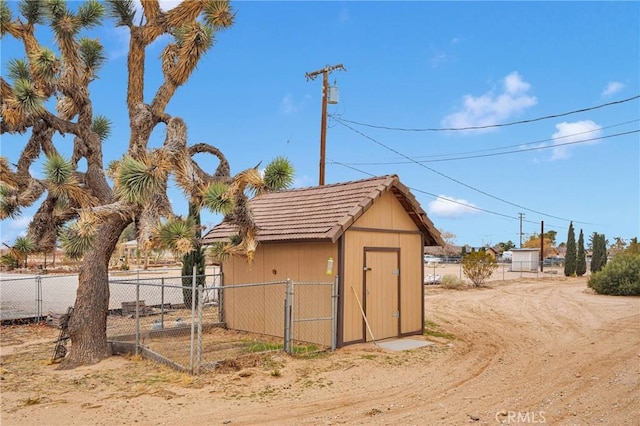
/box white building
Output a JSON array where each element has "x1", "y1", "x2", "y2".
[{"x1": 511, "y1": 248, "x2": 540, "y2": 272}]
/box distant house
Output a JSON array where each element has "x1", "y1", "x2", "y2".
[{"x1": 203, "y1": 175, "x2": 444, "y2": 347}]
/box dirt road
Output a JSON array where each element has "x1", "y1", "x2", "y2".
[{"x1": 1, "y1": 277, "x2": 638, "y2": 425}]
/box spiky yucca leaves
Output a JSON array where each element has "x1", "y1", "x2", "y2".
[
  {"x1": 105, "y1": 159, "x2": 120, "y2": 180},
  {"x1": 262, "y1": 156, "x2": 295, "y2": 192},
  {"x1": 8, "y1": 58, "x2": 31, "y2": 81},
  {"x1": 29, "y1": 48, "x2": 59, "y2": 97},
  {"x1": 105, "y1": 0, "x2": 135, "y2": 27},
  {"x1": 202, "y1": 181, "x2": 234, "y2": 215},
  {"x1": 91, "y1": 115, "x2": 111, "y2": 141},
  {"x1": 44, "y1": 153, "x2": 73, "y2": 185},
  {"x1": 1, "y1": 1, "x2": 14, "y2": 35},
  {"x1": 154, "y1": 217, "x2": 196, "y2": 257},
  {"x1": 204, "y1": 0, "x2": 235, "y2": 30},
  {"x1": 0, "y1": 156, "x2": 19, "y2": 188},
  {"x1": 0, "y1": 184, "x2": 21, "y2": 219},
  {"x1": 168, "y1": 23, "x2": 213, "y2": 86},
  {"x1": 116, "y1": 155, "x2": 168, "y2": 205},
  {"x1": 13, "y1": 235, "x2": 36, "y2": 268},
  {"x1": 78, "y1": 37, "x2": 106, "y2": 77},
  {"x1": 59, "y1": 220, "x2": 96, "y2": 260},
  {"x1": 17, "y1": 0, "x2": 43, "y2": 24},
  {"x1": 44, "y1": 154, "x2": 97, "y2": 207},
  {"x1": 77, "y1": 0, "x2": 105, "y2": 28},
  {"x1": 10, "y1": 78, "x2": 44, "y2": 114}
]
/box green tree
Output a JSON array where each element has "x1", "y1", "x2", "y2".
[
  {"x1": 462, "y1": 251, "x2": 498, "y2": 286},
  {"x1": 181, "y1": 203, "x2": 205, "y2": 308},
  {"x1": 523, "y1": 233, "x2": 556, "y2": 258},
  {"x1": 564, "y1": 222, "x2": 577, "y2": 276},
  {"x1": 498, "y1": 240, "x2": 516, "y2": 251},
  {"x1": 576, "y1": 229, "x2": 586, "y2": 277},
  {"x1": 0, "y1": 0, "x2": 293, "y2": 369},
  {"x1": 13, "y1": 236, "x2": 35, "y2": 268},
  {"x1": 590, "y1": 233, "x2": 608, "y2": 273},
  {"x1": 588, "y1": 249, "x2": 640, "y2": 296},
  {"x1": 627, "y1": 237, "x2": 640, "y2": 255}
]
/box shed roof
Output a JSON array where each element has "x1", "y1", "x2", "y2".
[{"x1": 202, "y1": 175, "x2": 444, "y2": 246}]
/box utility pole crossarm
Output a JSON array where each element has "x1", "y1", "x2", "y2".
[{"x1": 305, "y1": 64, "x2": 346, "y2": 81}]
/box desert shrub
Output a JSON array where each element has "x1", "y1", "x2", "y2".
[
  {"x1": 588, "y1": 252, "x2": 640, "y2": 296},
  {"x1": 462, "y1": 251, "x2": 498, "y2": 286},
  {"x1": 441, "y1": 274, "x2": 467, "y2": 290},
  {"x1": 0, "y1": 253, "x2": 19, "y2": 270}
]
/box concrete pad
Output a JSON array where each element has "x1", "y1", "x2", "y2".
[{"x1": 376, "y1": 338, "x2": 434, "y2": 351}]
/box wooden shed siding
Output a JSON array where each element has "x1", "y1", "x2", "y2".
[
  {"x1": 340, "y1": 191, "x2": 424, "y2": 344},
  {"x1": 353, "y1": 191, "x2": 417, "y2": 231},
  {"x1": 222, "y1": 242, "x2": 336, "y2": 345}
]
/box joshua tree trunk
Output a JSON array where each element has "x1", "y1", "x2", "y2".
[{"x1": 59, "y1": 219, "x2": 127, "y2": 369}]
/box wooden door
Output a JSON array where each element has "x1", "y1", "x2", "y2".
[{"x1": 364, "y1": 249, "x2": 400, "y2": 341}]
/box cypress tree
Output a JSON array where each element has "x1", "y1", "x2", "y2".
[
  {"x1": 590, "y1": 232, "x2": 602, "y2": 273},
  {"x1": 564, "y1": 222, "x2": 577, "y2": 276},
  {"x1": 591, "y1": 233, "x2": 608, "y2": 273},
  {"x1": 600, "y1": 233, "x2": 608, "y2": 268},
  {"x1": 576, "y1": 229, "x2": 586, "y2": 276},
  {"x1": 182, "y1": 203, "x2": 206, "y2": 307}
]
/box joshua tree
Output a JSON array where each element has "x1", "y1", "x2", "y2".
[{"x1": 0, "y1": 0, "x2": 292, "y2": 368}]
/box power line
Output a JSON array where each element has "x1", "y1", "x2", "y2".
[
  {"x1": 331, "y1": 160, "x2": 565, "y2": 228},
  {"x1": 335, "y1": 119, "x2": 594, "y2": 225},
  {"x1": 331, "y1": 161, "x2": 517, "y2": 220},
  {"x1": 410, "y1": 118, "x2": 639, "y2": 160},
  {"x1": 342, "y1": 128, "x2": 639, "y2": 165},
  {"x1": 331, "y1": 94, "x2": 640, "y2": 132}
]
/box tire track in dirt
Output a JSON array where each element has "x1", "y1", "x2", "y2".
[{"x1": 224, "y1": 278, "x2": 639, "y2": 425}]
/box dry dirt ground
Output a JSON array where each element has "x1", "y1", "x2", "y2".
[{"x1": 1, "y1": 276, "x2": 639, "y2": 426}]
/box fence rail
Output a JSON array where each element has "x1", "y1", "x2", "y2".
[{"x1": 1, "y1": 270, "x2": 337, "y2": 374}]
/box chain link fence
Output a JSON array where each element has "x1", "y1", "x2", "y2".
[
  {"x1": 1, "y1": 270, "x2": 337, "y2": 374},
  {"x1": 424, "y1": 260, "x2": 590, "y2": 284}
]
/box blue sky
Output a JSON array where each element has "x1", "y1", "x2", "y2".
[{"x1": 1, "y1": 1, "x2": 639, "y2": 249}]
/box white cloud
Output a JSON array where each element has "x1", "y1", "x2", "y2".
[
  {"x1": 427, "y1": 195, "x2": 478, "y2": 218},
  {"x1": 550, "y1": 120, "x2": 602, "y2": 160},
  {"x1": 441, "y1": 71, "x2": 537, "y2": 132},
  {"x1": 279, "y1": 94, "x2": 310, "y2": 115},
  {"x1": 601, "y1": 81, "x2": 625, "y2": 97}
]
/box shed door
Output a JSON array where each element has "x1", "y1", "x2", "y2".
[{"x1": 364, "y1": 249, "x2": 400, "y2": 341}]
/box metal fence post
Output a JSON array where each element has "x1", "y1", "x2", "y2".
[
  {"x1": 331, "y1": 275, "x2": 339, "y2": 351},
  {"x1": 197, "y1": 282, "x2": 204, "y2": 373},
  {"x1": 284, "y1": 278, "x2": 293, "y2": 354},
  {"x1": 160, "y1": 277, "x2": 165, "y2": 329},
  {"x1": 135, "y1": 279, "x2": 140, "y2": 356},
  {"x1": 218, "y1": 272, "x2": 224, "y2": 323},
  {"x1": 189, "y1": 266, "x2": 197, "y2": 373},
  {"x1": 35, "y1": 275, "x2": 42, "y2": 323}
]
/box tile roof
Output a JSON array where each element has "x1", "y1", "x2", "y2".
[{"x1": 202, "y1": 175, "x2": 444, "y2": 246}]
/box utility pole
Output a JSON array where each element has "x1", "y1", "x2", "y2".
[
  {"x1": 518, "y1": 212, "x2": 525, "y2": 248},
  {"x1": 540, "y1": 220, "x2": 544, "y2": 272},
  {"x1": 305, "y1": 64, "x2": 346, "y2": 186}
]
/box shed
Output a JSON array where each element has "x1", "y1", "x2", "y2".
[
  {"x1": 511, "y1": 248, "x2": 540, "y2": 272},
  {"x1": 202, "y1": 175, "x2": 444, "y2": 347}
]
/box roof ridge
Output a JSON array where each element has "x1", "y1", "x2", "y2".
[{"x1": 263, "y1": 174, "x2": 397, "y2": 195}]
